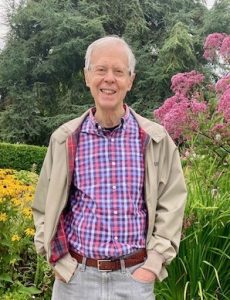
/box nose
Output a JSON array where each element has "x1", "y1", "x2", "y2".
[{"x1": 104, "y1": 69, "x2": 115, "y2": 83}]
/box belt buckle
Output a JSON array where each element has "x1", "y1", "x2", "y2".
[{"x1": 97, "y1": 259, "x2": 112, "y2": 272}]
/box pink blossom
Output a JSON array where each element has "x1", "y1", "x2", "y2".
[
  {"x1": 215, "y1": 75, "x2": 230, "y2": 95},
  {"x1": 171, "y1": 71, "x2": 204, "y2": 95},
  {"x1": 220, "y1": 36, "x2": 230, "y2": 62},
  {"x1": 161, "y1": 99, "x2": 191, "y2": 140},
  {"x1": 217, "y1": 88, "x2": 230, "y2": 122},
  {"x1": 191, "y1": 99, "x2": 207, "y2": 114},
  {"x1": 154, "y1": 93, "x2": 206, "y2": 141},
  {"x1": 153, "y1": 96, "x2": 177, "y2": 121},
  {"x1": 203, "y1": 33, "x2": 226, "y2": 61}
]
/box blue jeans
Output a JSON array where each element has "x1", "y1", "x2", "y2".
[{"x1": 52, "y1": 261, "x2": 155, "y2": 300}]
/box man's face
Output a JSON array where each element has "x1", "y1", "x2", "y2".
[{"x1": 84, "y1": 43, "x2": 135, "y2": 112}]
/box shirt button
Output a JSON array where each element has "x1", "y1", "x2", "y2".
[
  {"x1": 112, "y1": 185, "x2": 116, "y2": 190},
  {"x1": 114, "y1": 236, "x2": 118, "y2": 241},
  {"x1": 111, "y1": 138, "x2": 115, "y2": 142},
  {"x1": 114, "y1": 210, "x2": 118, "y2": 215},
  {"x1": 112, "y1": 161, "x2": 116, "y2": 166}
]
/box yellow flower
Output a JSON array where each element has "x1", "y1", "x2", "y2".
[
  {"x1": 12, "y1": 198, "x2": 21, "y2": 207},
  {"x1": 0, "y1": 212, "x2": 7, "y2": 222},
  {"x1": 22, "y1": 207, "x2": 32, "y2": 218},
  {"x1": 11, "y1": 234, "x2": 21, "y2": 242},
  {"x1": 25, "y1": 228, "x2": 35, "y2": 236}
]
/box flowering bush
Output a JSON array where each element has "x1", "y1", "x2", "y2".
[
  {"x1": 154, "y1": 33, "x2": 230, "y2": 147},
  {"x1": 154, "y1": 70, "x2": 208, "y2": 141},
  {"x1": 203, "y1": 33, "x2": 226, "y2": 61},
  {"x1": 153, "y1": 33, "x2": 230, "y2": 299},
  {"x1": 170, "y1": 70, "x2": 205, "y2": 95},
  {"x1": 0, "y1": 169, "x2": 52, "y2": 299},
  {"x1": 216, "y1": 75, "x2": 230, "y2": 123}
]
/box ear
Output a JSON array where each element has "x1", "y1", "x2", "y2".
[
  {"x1": 84, "y1": 69, "x2": 90, "y2": 87},
  {"x1": 127, "y1": 73, "x2": 136, "y2": 91}
]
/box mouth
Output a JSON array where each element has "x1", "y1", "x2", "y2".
[{"x1": 100, "y1": 88, "x2": 116, "y2": 95}]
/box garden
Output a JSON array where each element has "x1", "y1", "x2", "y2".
[
  {"x1": 0, "y1": 0, "x2": 229, "y2": 299},
  {"x1": 0, "y1": 32, "x2": 229, "y2": 299}
]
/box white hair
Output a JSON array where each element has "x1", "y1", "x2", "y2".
[{"x1": 84, "y1": 36, "x2": 136, "y2": 76}]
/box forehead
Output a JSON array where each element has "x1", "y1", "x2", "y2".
[{"x1": 90, "y1": 42, "x2": 129, "y2": 66}]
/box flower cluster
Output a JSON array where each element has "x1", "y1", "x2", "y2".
[
  {"x1": 217, "y1": 89, "x2": 230, "y2": 123},
  {"x1": 215, "y1": 75, "x2": 230, "y2": 94},
  {"x1": 203, "y1": 33, "x2": 230, "y2": 63},
  {"x1": 220, "y1": 36, "x2": 230, "y2": 62},
  {"x1": 0, "y1": 169, "x2": 37, "y2": 245},
  {"x1": 154, "y1": 71, "x2": 207, "y2": 141},
  {"x1": 215, "y1": 75, "x2": 230, "y2": 123},
  {"x1": 171, "y1": 71, "x2": 204, "y2": 96}
]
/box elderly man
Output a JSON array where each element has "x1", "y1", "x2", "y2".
[{"x1": 32, "y1": 36, "x2": 187, "y2": 300}]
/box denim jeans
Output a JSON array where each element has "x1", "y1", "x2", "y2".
[{"x1": 52, "y1": 261, "x2": 155, "y2": 300}]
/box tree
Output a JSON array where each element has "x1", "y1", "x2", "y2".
[
  {"x1": 149, "y1": 22, "x2": 199, "y2": 101},
  {"x1": 1, "y1": 0, "x2": 229, "y2": 145},
  {"x1": 0, "y1": 0, "x2": 105, "y2": 144},
  {"x1": 202, "y1": 0, "x2": 230, "y2": 35}
]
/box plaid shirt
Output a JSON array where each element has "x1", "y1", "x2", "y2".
[{"x1": 50, "y1": 106, "x2": 148, "y2": 262}]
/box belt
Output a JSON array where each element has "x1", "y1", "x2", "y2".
[{"x1": 69, "y1": 249, "x2": 147, "y2": 272}]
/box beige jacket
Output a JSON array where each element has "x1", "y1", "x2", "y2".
[{"x1": 32, "y1": 108, "x2": 187, "y2": 283}]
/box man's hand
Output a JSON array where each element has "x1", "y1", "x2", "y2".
[{"x1": 131, "y1": 267, "x2": 156, "y2": 283}]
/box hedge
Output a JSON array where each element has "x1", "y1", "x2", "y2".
[{"x1": 0, "y1": 142, "x2": 47, "y2": 173}]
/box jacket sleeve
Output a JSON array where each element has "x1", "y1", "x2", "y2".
[
  {"x1": 32, "y1": 138, "x2": 53, "y2": 256},
  {"x1": 142, "y1": 136, "x2": 187, "y2": 281}
]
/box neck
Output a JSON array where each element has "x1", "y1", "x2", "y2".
[{"x1": 94, "y1": 106, "x2": 125, "y2": 128}]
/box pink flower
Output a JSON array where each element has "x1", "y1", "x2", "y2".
[
  {"x1": 215, "y1": 75, "x2": 230, "y2": 95},
  {"x1": 171, "y1": 71, "x2": 204, "y2": 96},
  {"x1": 220, "y1": 36, "x2": 230, "y2": 62},
  {"x1": 203, "y1": 33, "x2": 226, "y2": 61},
  {"x1": 217, "y1": 88, "x2": 230, "y2": 122},
  {"x1": 162, "y1": 99, "x2": 191, "y2": 140},
  {"x1": 191, "y1": 99, "x2": 207, "y2": 114},
  {"x1": 154, "y1": 96, "x2": 177, "y2": 121},
  {"x1": 153, "y1": 93, "x2": 206, "y2": 141}
]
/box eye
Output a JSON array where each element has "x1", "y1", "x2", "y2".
[
  {"x1": 95, "y1": 66, "x2": 107, "y2": 75},
  {"x1": 114, "y1": 69, "x2": 125, "y2": 77}
]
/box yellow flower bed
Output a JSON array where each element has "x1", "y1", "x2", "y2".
[
  {"x1": 0, "y1": 168, "x2": 53, "y2": 298},
  {"x1": 0, "y1": 168, "x2": 38, "y2": 247}
]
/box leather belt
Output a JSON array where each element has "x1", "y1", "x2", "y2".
[{"x1": 69, "y1": 248, "x2": 147, "y2": 271}]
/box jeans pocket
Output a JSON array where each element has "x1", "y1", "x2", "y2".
[
  {"x1": 126, "y1": 263, "x2": 155, "y2": 285},
  {"x1": 128, "y1": 272, "x2": 155, "y2": 285}
]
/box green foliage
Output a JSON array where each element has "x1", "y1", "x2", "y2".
[
  {"x1": 202, "y1": 0, "x2": 230, "y2": 35},
  {"x1": 0, "y1": 0, "x2": 104, "y2": 145},
  {"x1": 0, "y1": 143, "x2": 46, "y2": 173},
  {"x1": 155, "y1": 149, "x2": 230, "y2": 299},
  {"x1": 0, "y1": 0, "x2": 217, "y2": 145},
  {"x1": 151, "y1": 22, "x2": 198, "y2": 100}
]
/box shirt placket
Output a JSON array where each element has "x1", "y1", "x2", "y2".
[{"x1": 106, "y1": 129, "x2": 120, "y2": 257}]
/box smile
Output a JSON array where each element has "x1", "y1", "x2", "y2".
[{"x1": 100, "y1": 89, "x2": 116, "y2": 95}]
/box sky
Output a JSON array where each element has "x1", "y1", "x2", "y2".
[{"x1": 0, "y1": 0, "x2": 217, "y2": 50}]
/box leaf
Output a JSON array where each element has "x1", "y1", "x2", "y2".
[
  {"x1": 0, "y1": 273, "x2": 13, "y2": 283},
  {"x1": 18, "y1": 285, "x2": 42, "y2": 295}
]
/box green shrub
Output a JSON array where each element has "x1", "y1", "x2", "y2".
[
  {"x1": 155, "y1": 147, "x2": 230, "y2": 300},
  {"x1": 0, "y1": 143, "x2": 47, "y2": 173}
]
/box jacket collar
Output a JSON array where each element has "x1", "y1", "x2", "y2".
[
  {"x1": 53, "y1": 107, "x2": 166, "y2": 144},
  {"x1": 129, "y1": 108, "x2": 166, "y2": 143}
]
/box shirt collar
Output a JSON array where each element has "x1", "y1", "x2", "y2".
[{"x1": 84, "y1": 104, "x2": 130, "y2": 135}]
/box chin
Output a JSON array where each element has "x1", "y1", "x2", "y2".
[{"x1": 98, "y1": 100, "x2": 119, "y2": 110}]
